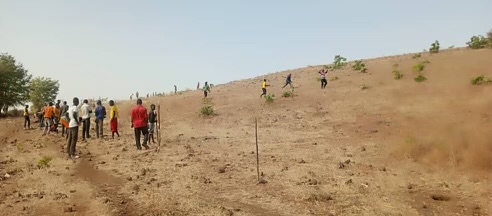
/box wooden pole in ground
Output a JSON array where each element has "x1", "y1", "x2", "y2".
[
  {"x1": 255, "y1": 118, "x2": 260, "y2": 182},
  {"x1": 157, "y1": 104, "x2": 161, "y2": 152}
]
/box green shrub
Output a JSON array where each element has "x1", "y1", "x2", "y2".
[
  {"x1": 413, "y1": 63, "x2": 425, "y2": 72},
  {"x1": 265, "y1": 94, "x2": 275, "y2": 103},
  {"x1": 392, "y1": 63, "x2": 403, "y2": 80},
  {"x1": 412, "y1": 53, "x2": 422, "y2": 59},
  {"x1": 414, "y1": 74, "x2": 427, "y2": 82},
  {"x1": 471, "y1": 75, "x2": 492, "y2": 85},
  {"x1": 200, "y1": 105, "x2": 214, "y2": 116},
  {"x1": 467, "y1": 35, "x2": 488, "y2": 49},
  {"x1": 330, "y1": 76, "x2": 339, "y2": 81},
  {"x1": 38, "y1": 156, "x2": 53, "y2": 168},
  {"x1": 282, "y1": 91, "x2": 292, "y2": 98},
  {"x1": 429, "y1": 40, "x2": 440, "y2": 53},
  {"x1": 328, "y1": 55, "x2": 347, "y2": 71}
]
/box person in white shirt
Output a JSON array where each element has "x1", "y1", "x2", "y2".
[
  {"x1": 67, "y1": 97, "x2": 80, "y2": 159},
  {"x1": 80, "y1": 99, "x2": 92, "y2": 141}
]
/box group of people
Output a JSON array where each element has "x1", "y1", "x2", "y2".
[{"x1": 259, "y1": 69, "x2": 329, "y2": 97}]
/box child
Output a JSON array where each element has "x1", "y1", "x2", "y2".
[
  {"x1": 23, "y1": 105, "x2": 31, "y2": 129},
  {"x1": 109, "y1": 100, "x2": 120, "y2": 138},
  {"x1": 148, "y1": 104, "x2": 157, "y2": 143}
]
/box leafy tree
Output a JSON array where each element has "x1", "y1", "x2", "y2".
[
  {"x1": 488, "y1": 29, "x2": 492, "y2": 47},
  {"x1": 0, "y1": 54, "x2": 32, "y2": 113},
  {"x1": 29, "y1": 77, "x2": 60, "y2": 111},
  {"x1": 429, "y1": 40, "x2": 440, "y2": 53},
  {"x1": 466, "y1": 35, "x2": 488, "y2": 49}
]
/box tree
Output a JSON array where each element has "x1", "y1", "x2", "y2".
[
  {"x1": 29, "y1": 77, "x2": 60, "y2": 111},
  {"x1": 467, "y1": 35, "x2": 488, "y2": 49},
  {"x1": 429, "y1": 40, "x2": 440, "y2": 53},
  {"x1": 0, "y1": 53, "x2": 32, "y2": 113},
  {"x1": 488, "y1": 29, "x2": 492, "y2": 47}
]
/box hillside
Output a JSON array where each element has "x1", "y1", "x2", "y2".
[{"x1": 0, "y1": 48, "x2": 491, "y2": 215}]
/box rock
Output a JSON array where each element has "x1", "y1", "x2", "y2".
[
  {"x1": 218, "y1": 167, "x2": 226, "y2": 173},
  {"x1": 4, "y1": 173, "x2": 10, "y2": 178},
  {"x1": 126, "y1": 177, "x2": 133, "y2": 181},
  {"x1": 345, "y1": 179, "x2": 353, "y2": 185},
  {"x1": 338, "y1": 162, "x2": 345, "y2": 169},
  {"x1": 306, "y1": 179, "x2": 319, "y2": 185},
  {"x1": 69, "y1": 190, "x2": 76, "y2": 193},
  {"x1": 431, "y1": 194, "x2": 450, "y2": 201},
  {"x1": 370, "y1": 130, "x2": 378, "y2": 133},
  {"x1": 407, "y1": 184, "x2": 413, "y2": 190},
  {"x1": 346, "y1": 154, "x2": 353, "y2": 157},
  {"x1": 122, "y1": 147, "x2": 128, "y2": 152},
  {"x1": 379, "y1": 167, "x2": 387, "y2": 172},
  {"x1": 64, "y1": 207, "x2": 75, "y2": 212},
  {"x1": 361, "y1": 146, "x2": 366, "y2": 152},
  {"x1": 298, "y1": 159, "x2": 306, "y2": 164},
  {"x1": 258, "y1": 179, "x2": 268, "y2": 184},
  {"x1": 344, "y1": 159, "x2": 351, "y2": 164}
]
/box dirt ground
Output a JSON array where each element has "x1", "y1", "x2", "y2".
[{"x1": 0, "y1": 48, "x2": 491, "y2": 215}]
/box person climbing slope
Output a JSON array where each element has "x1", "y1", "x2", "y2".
[
  {"x1": 203, "y1": 81, "x2": 211, "y2": 98},
  {"x1": 319, "y1": 69, "x2": 328, "y2": 89},
  {"x1": 23, "y1": 105, "x2": 31, "y2": 129},
  {"x1": 148, "y1": 104, "x2": 157, "y2": 144},
  {"x1": 109, "y1": 100, "x2": 120, "y2": 139},
  {"x1": 260, "y1": 79, "x2": 270, "y2": 98},
  {"x1": 130, "y1": 99, "x2": 149, "y2": 150},
  {"x1": 282, "y1": 73, "x2": 293, "y2": 89}
]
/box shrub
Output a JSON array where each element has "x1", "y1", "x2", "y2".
[
  {"x1": 467, "y1": 35, "x2": 488, "y2": 49},
  {"x1": 328, "y1": 55, "x2": 347, "y2": 71},
  {"x1": 412, "y1": 53, "x2": 422, "y2": 59},
  {"x1": 37, "y1": 156, "x2": 53, "y2": 168},
  {"x1": 392, "y1": 64, "x2": 403, "y2": 80},
  {"x1": 265, "y1": 94, "x2": 275, "y2": 103},
  {"x1": 282, "y1": 91, "x2": 292, "y2": 98},
  {"x1": 361, "y1": 84, "x2": 369, "y2": 90},
  {"x1": 413, "y1": 63, "x2": 425, "y2": 72},
  {"x1": 330, "y1": 76, "x2": 339, "y2": 81},
  {"x1": 200, "y1": 105, "x2": 214, "y2": 116},
  {"x1": 414, "y1": 74, "x2": 427, "y2": 82},
  {"x1": 429, "y1": 40, "x2": 440, "y2": 53},
  {"x1": 470, "y1": 75, "x2": 492, "y2": 85}
]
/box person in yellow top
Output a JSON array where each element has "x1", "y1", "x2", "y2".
[
  {"x1": 23, "y1": 105, "x2": 31, "y2": 129},
  {"x1": 260, "y1": 79, "x2": 270, "y2": 98},
  {"x1": 109, "y1": 100, "x2": 120, "y2": 138},
  {"x1": 43, "y1": 102, "x2": 55, "y2": 135}
]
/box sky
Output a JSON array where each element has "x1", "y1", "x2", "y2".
[{"x1": 1, "y1": 0, "x2": 491, "y2": 101}]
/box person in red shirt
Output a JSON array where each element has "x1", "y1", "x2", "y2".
[{"x1": 130, "y1": 99, "x2": 149, "y2": 150}]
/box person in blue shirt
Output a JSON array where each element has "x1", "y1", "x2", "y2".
[{"x1": 94, "y1": 100, "x2": 106, "y2": 138}]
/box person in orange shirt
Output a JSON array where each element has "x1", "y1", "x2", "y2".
[
  {"x1": 43, "y1": 102, "x2": 55, "y2": 135},
  {"x1": 53, "y1": 103, "x2": 61, "y2": 133}
]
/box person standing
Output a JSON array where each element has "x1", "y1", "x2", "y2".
[
  {"x1": 94, "y1": 100, "x2": 106, "y2": 139},
  {"x1": 42, "y1": 102, "x2": 55, "y2": 135},
  {"x1": 260, "y1": 79, "x2": 270, "y2": 98},
  {"x1": 80, "y1": 99, "x2": 92, "y2": 141},
  {"x1": 203, "y1": 82, "x2": 211, "y2": 98},
  {"x1": 174, "y1": 85, "x2": 177, "y2": 94},
  {"x1": 53, "y1": 103, "x2": 61, "y2": 133},
  {"x1": 23, "y1": 105, "x2": 31, "y2": 129},
  {"x1": 148, "y1": 104, "x2": 157, "y2": 144},
  {"x1": 67, "y1": 97, "x2": 80, "y2": 159},
  {"x1": 130, "y1": 94, "x2": 134, "y2": 101},
  {"x1": 282, "y1": 73, "x2": 293, "y2": 89},
  {"x1": 130, "y1": 99, "x2": 149, "y2": 150},
  {"x1": 109, "y1": 100, "x2": 120, "y2": 139},
  {"x1": 136, "y1": 92, "x2": 139, "y2": 99},
  {"x1": 197, "y1": 82, "x2": 200, "y2": 90},
  {"x1": 60, "y1": 101, "x2": 69, "y2": 136},
  {"x1": 319, "y1": 69, "x2": 328, "y2": 89}
]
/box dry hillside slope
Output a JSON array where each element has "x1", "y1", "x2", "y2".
[{"x1": 0, "y1": 48, "x2": 491, "y2": 215}]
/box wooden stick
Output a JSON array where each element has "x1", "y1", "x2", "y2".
[
  {"x1": 157, "y1": 104, "x2": 161, "y2": 152},
  {"x1": 255, "y1": 118, "x2": 260, "y2": 182}
]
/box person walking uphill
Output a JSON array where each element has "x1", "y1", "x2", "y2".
[
  {"x1": 282, "y1": 73, "x2": 293, "y2": 89},
  {"x1": 81, "y1": 99, "x2": 92, "y2": 141},
  {"x1": 203, "y1": 82, "x2": 211, "y2": 98},
  {"x1": 130, "y1": 99, "x2": 149, "y2": 150},
  {"x1": 95, "y1": 100, "x2": 106, "y2": 138},
  {"x1": 319, "y1": 69, "x2": 328, "y2": 89},
  {"x1": 260, "y1": 79, "x2": 270, "y2": 98},
  {"x1": 42, "y1": 102, "x2": 55, "y2": 135},
  {"x1": 67, "y1": 97, "x2": 80, "y2": 159},
  {"x1": 148, "y1": 104, "x2": 157, "y2": 143},
  {"x1": 109, "y1": 100, "x2": 120, "y2": 139}
]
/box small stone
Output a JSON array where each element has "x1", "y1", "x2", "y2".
[
  {"x1": 258, "y1": 179, "x2": 268, "y2": 184},
  {"x1": 338, "y1": 162, "x2": 345, "y2": 169},
  {"x1": 299, "y1": 159, "x2": 306, "y2": 164},
  {"x1": 361, "y1": 146, "x2": 366, "y2": 152},
  {"x1": 345, "y1": 179, "x2": 353, "y2": 185},
  {"x1": 379, "y1": 167, "x2": 387, "y2": 172},
  {"x1": 218, "y1": 167, "x2": 226, "y2": 173},
  {"x1": 64, "y1": 207, "x2": 74, "y2": 212},
  {"x1": 69, "y1": 190, "x2": 76, "y2": 193},
  {"x1": 344, "y1": 159, "x2": 351, "y2": 164}
]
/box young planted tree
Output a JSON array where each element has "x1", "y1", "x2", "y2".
[
  {"x1": 429, "y1": 40, "x2": 440, "y2": 53},
  {"x1": 0, "y1": 54, "x2": 32, "y2": 113},
  {"x1": 392, "y1": 64, "x2": 403, "y2": 80},
  {"x1": 29, "y1": 77, "x2": 60, "y2": 111},
  {"x1": 329, "y1": 55, "x2": 348, "y2": 70}
]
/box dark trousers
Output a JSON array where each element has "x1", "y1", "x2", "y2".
[
  {"x1": 134, "y1": 126, "x2": 149, "y2": 149},
  {"x1": 96, "y1": 119, "x2": 104, "y2": 138},
  {"x1": 260, "y1": 88, "x2": 267, "y2": 97},
  {"x1": 321, "y1": 79, "x2": 327, "y2": 89},
  {"x1": 204, "y1": 91, "x2": 208, "y2": 98},
  {"x1": 67, "y1": 127, "x2": 78, "y2": 156},
  {"x1": 82, "y1": 118, "x2": 90, "y2": 139},
  {"x1": 24, "y1": 116, "x2": 30, "y2": 128}
]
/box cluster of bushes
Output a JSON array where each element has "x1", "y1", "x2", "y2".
[
  {"x1": 412, "y1": 60, "x2": 431, "y2": 82},
  {"x1": 471, "y1": 75, "x2": 492, "y2": 85},
  {"x1": 352, "y1": 60, "x2": 367, "y2": 73}
]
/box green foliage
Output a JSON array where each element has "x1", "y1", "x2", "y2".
[
  {"x1": 352, "y1": 60, "x2": 367, "y2": 73},
  {"x1": 412, "y1": 53, "x2": 422, "y2": 59},
  {"x1": 0, "y1": 54, "x2": 32, "y2": 113},
  {"x1": 29, "y1": 77, "x2": 60, "y2": 112},
  {"x1": 414, "y1": 74, "x2": 427, "y2": 82},
  {"x1": 200, "y1": 105, "x2": 214, "y2": 116},
  {"x1": 467, "y1": 35, "x2": 488, "y2": 49},
  {"x1": 392, "y1": 64, "x2": 403, "y2": 80},
  {"x1": 282, "y1": 91, "x2": 292, "y2": 98},
  {"x1": 470, "y1": 75, "x2": 492, "y2": 85},
  {"x1": 328, "y1": 55, "x2": 347, "y2": 71},
  {"x1": 37, "y1": 156, "x2": 53, "y2": 168},
  {"x1": 412, "y1": 63, "x2": 425, "y2": 72},
  {"x1": 429, "y1": 40, "x2": 440, "y2": 53},
  {"x1": 265, "y1": 94, "x2": 275, "y2": 103},
  {"x1": 330, "y1": 76, "x2": 339, "y2": 81}
]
